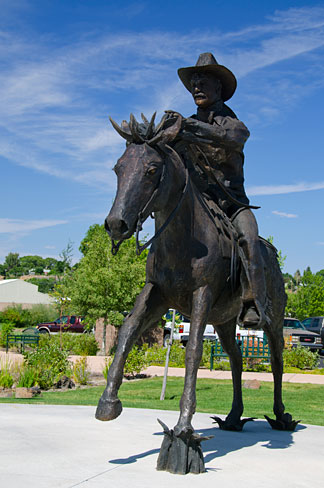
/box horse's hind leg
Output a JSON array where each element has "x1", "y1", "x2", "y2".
[
  {"x1": 96, "y1": 282, "x2": 167, "y2": 421},
  {"x1": 264, "y1": 322, "x2": 300, "y2": 430},
  {"x1": 212, "y1": 319, "x2": 253, "y2": 431}
]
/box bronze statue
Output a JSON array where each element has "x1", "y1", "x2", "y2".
[
  {"x1": 173, "y1": 52, "x2": 267, "y2": 329},
  {"x1": 96, "y1": 53, "x2": 298, "y2": 475}
]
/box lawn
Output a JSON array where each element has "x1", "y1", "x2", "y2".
[{"x1": 1, "y1": 377, "x2": 324, "y2": 426}]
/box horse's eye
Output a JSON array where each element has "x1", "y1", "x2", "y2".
[{"x1": 147, "y1": 167, "x2": 157, "y2": 176}]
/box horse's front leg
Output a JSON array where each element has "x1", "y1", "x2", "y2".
[
  {"x1": 157, "y1": 286, "x2": 213, "y2": 475},
  {"x1": 96, "y1": 282, "x2": 166, "y2": 421},
  {"x1": 175, "y1": 285, "x2": 213, "y2": 436}
]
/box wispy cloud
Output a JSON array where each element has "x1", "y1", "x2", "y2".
[
  {"x1": 0, "y1": 5, "x2": 323, "y2": 187},
  {"x1": 272, "y1": 210, "x2": 298, "y2": 219},
  {"x1": 0, "y1": 219, "x2": 68, "y2": 234},
  {"x1": 247, "y1": 181, "x2": 324, "y2": 196}
]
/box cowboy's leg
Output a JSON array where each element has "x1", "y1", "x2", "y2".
[{"x1": 232, "y1": 209, "x2": 267, "y2": 327}]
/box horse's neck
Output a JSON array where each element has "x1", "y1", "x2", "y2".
[{"x1": 154, "y1": 173, "x2": 202, "y2": 249}]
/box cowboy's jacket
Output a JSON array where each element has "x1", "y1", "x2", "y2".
[{"x1": 173, "y1": 101, "x2": 250, "y2": 216}]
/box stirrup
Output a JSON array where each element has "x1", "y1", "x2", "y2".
[{"x1": 238, "y1": 299, "x2": 268, "y2": 329}]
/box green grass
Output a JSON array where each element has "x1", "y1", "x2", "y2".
[{"x1": 1, "y1": 377, "x2": 324, "y2": 426}]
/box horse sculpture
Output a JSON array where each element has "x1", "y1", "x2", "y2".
[{"x1": 96, "y1": 113, "x2": 298, "y2": 474}]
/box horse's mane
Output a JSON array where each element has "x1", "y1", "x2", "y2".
[{"x1": 109, "y1": 112, "x2": 171, "y2": 145}]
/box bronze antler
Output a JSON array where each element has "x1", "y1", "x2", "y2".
[
  {"x1": 129, "y1": 113, "x2": 144, "y2": 143},
  {"x1": 109, "y1": 117, "x2": 133, "y2": 142}
]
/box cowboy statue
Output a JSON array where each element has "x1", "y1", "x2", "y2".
[{"x1": 166, "y1": 52, "x2": 267, "y2": 328}]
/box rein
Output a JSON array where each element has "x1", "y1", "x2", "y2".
[
  {"x1": 135, "y1": 150, "x2": 189, "y2": 255},
  {"x1": 111, "y1": 147, "x2": 190, "y2": 256}
]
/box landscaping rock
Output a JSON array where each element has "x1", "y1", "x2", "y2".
[
  {"x1": 0, "y1": 388, "x2": 14, "y2": 398},
  {"x1": 243, "y1": 379, "x2": 261, "y2": 390},
  {"x1": 31, "y1": 386, "x2": 41, "y2": 395},
  {"x1": 15, "y1": 387, "x2": 37, "y2": 399},
  {"x1": 54, "y1": 375, "x2": 75, "y2": 389}
]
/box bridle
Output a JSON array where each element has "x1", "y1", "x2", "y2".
[{"x1": 111, "y1": 145, "x2": 189, "y2": 256}]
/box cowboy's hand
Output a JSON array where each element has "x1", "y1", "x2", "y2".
[
  {"x1": 182, "y1": 118, "x2": 203, "y2": 135},
  {"x1": 164, "y1": 110, "x2": 182, "y2": 119}
]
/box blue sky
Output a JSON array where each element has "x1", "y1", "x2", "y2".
[{"x1": 1, "y1": 0, "x2": 323, "y2": 274}]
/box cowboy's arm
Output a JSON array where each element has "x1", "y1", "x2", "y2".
[{"x1": 180, "y1": 116, "x2": 250, "y2": 150}]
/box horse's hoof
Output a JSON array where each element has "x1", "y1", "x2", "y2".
[
  {"x1": 173, "y1": 422, "x2": 194, "y2": 438},
  {"x1": 211, "y1": 415, "x2": 255, "y2": 431},
  {"x1": 95, "y1": 397, "x2": 122, "y2": 421},
  {"x1": 264, "y1": 413, "x2": 300, "y2": 431},
  {"x1": 156, "y1": 419, "x2": 213, "y2": 475}
]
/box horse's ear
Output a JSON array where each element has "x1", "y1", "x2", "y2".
[{"x1": 148, "y1": 115, "x2": 182, "y2": 146}]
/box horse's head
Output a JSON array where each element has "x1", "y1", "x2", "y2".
[{"x1": 105, "y1": 113, "x2": 182, "y2": 243}]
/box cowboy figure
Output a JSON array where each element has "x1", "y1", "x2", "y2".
[{"x1": 167, "y1": 52, "x2": 267, "y2": 328}]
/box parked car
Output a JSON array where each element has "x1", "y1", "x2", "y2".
[
  {"x1": 163, "y1": 310, "x2": 217, "y2": 346},
  {"x1": 283, "y1": 317, "x2": 322, "y2": 352},
  {"x1": 36, "y1": 315, "x2": 86, "y2": 334},
  {"x1": 301, "y1": 317, "x2": 324, "y2": 346}
]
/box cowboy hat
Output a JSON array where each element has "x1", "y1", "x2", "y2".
[{"x1": 178, "y1": 52, "x2": 237, "y2": 101}]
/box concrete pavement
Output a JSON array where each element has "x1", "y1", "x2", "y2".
[{"x1": 0, "y1": 403, "x2": 323, "y2": 488}]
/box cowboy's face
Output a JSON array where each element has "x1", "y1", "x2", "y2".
[{"x1": 190, "y1": 72, "x2": 222, "y2": 108}]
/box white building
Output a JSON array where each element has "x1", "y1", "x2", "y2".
[{"x1": 0, "y1": 279, "x2": 54, "y2": 311}]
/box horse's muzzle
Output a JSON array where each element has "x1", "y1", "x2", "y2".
[{"x1": 105, "y1": 215, "x2": 131, "y2": 240}]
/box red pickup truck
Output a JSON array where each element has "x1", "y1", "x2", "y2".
[{"x1": 36, "y1": 315, "x2": 85, "y2": 334}]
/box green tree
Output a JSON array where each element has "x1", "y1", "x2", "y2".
[
  {"x1": 66, "y1": 225, "x2": 147, "y2": 353},
  {"x1": 26, "y1": 277, "x2": 57, "y2": 294},
  {"x1": 79, "y1": 224, "x2": 102, "y2": 256},
  {"x1": 43, "y1": 257, "x2": 59, "y2": 270},
  {"x1": 267, "y1": 236, "x2": 286, "y2": 270},
  {"x1": 2, "y1": 252, "x2": 22, "y2": 276},
  {"x1": 19, "y1": 255, "x2": 45, "y2": 274},
  {"x1": 286, "y1": 268, "x2": 324, "y2": 320}
]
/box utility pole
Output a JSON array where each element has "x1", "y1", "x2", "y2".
[{"x1": 160, "y1": 309, "x2": 176, "y2": 401}]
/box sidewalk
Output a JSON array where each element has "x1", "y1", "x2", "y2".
[
  {"x1": 2, "y1": 350, "x2": 324, "y2": 384},
  {"x1": 1, "y1": 403, "x2": 323, "y2": 488},
  {"x1": 143, "y1": 365, "x2": 324, "y2": 384}
]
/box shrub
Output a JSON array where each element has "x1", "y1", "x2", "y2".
[
  {"x1": 45, "y1": 333, "x2": 99, "y2": 356},
  {"x1": 283, "y1": 345, "x2": 319, "y2": 370},
  {"x1": 0, "y1": 359, "x2": 14, "y2": 388},
  {"x1": 0, "y1": 370, "x2": 14, "y2": 388},
  {"x1": 243, "y1": 358, "x2": 271, "y2": 372},
  {"x1": 169, "y1": 341, "x2": 186, "y2": 367},
  {"x1": 102, "y1": 357, "x2": 113, "y2": 380},
  {"x1": 124, "y1": 345, "x2": 149, "y2": 377},
  {"x1": 0, "y1": 306, "x2": 28, "y2": 327},
  {"x1": 17, "y1": 366, "x2": 37, "y2": 388},
  {"x1": 24, "y1": 336, "x2": 71, "y2": 389},
  {"x1": 72, "y1": 357, "x2": 90, "y2": 385},
  {"x1": 27, "y1": 304, "x2": 57, "y2": 327},
  {"x1": 145, "y1": 343, "x2": 167, "y2": 366},
  {"x1": 212, "y1": 359, "x2": 232, "y2": 371},
  {"x1": 0, "y1": 322, "x2": 15, "y2": 348},
  {"x1": 144, "y1": 341, "x2": 186, "y2": 368},
  {"x1": 200, "y1": 340, "x2": 213, "y2": 368}
]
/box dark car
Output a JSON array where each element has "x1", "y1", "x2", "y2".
[
  {"x1": 283, "y1": 317, "x2": 322, "y2": 352},
  {"x1": 301, "y1": 317, "x2": 324, "y2": 346},
  {"x1": 36, "y1": 315, "x2": 85, "y2": 334}
]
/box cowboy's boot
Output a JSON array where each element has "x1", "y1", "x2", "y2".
[{"x1": 238, "y1": 257, "x2": 268, "y2": 329}]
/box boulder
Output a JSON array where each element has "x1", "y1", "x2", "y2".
[
  {"x1": 243, "y1": 379, "x2": 261, "y2": 390},
  {"x1": 15, "y1": 387, "x2": 36, "y2": 399}
]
